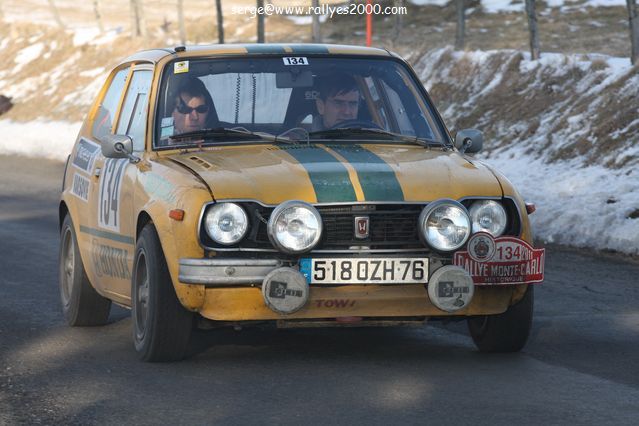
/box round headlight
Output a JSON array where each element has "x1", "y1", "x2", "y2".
[
  {"x1": 469, "y1": 200, "x2": 507, "y2": 236},
  {"x1": 268, "y1": 201, "x2": 322, "y2": 254},
  {"x1": 419, "y1": 200, "x2": 471, "y2": 252},
  {"x1": 204, "y1": 203, "x2": 248, "y2": 245}
]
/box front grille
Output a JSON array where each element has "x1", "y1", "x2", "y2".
[
  {"x1": 200, "y1": 199, "x2": 522, "y2": 254},
  {"x1": 319, "y1": 205, "x2": 423, "y2": 249},
  {"x1": 201, "y1": 203, "x2": 426, "y2": 251}
]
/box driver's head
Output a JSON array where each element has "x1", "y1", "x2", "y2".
[
  {"x1": 172, "y1": 78, "x2": 212, "y2": 134},
  {"x1": 315, "y1": 73, "x2": 360, "y2": 129}
]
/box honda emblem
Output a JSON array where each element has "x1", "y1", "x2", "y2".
[{"x1": 354, "y1": 216, "x2": 369, "y2": 239}]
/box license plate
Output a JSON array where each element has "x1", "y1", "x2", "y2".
[{"x1": 299, "y1": 258, "x2": 429, "y2": 284}]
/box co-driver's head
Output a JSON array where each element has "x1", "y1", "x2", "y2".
[
  {"x1": 172, "y1": 78, "x2": 212, "y2": 134},
  {"x1": 315, "y1": 73, "x2": 360, "y2": 129}
]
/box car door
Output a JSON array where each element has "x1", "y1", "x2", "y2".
[
  {"x1": 71, "y1": 65, "x2": 129, "y2": 299},
  {"x1": 86, "y1": 64, "x2": 153, "y2": 303}
]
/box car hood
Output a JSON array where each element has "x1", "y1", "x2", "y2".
[{"x1": 166, "y1": 143, "x2": 502, "y2": 204}]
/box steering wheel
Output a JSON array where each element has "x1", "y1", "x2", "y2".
[{"x1": 329, "y1": 119, "x2": 382, "y2": 130}]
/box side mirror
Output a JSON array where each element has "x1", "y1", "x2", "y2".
[
  {"x1": 454, "y1": 129, "x2": 483, "y2": 154},
  {"x1": 101, "y1": 134, "x2": 139, "y2": 163}
]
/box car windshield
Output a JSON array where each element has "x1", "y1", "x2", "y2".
[{"x1": 154, "y1": 55, "x2": 448, "y2": 148}]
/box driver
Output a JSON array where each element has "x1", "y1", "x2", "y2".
[
  {"x1": 314, "y1": 73, "x2": 360, "y2": 130},
  {"x1": 171, "y1": 78, "x2": 213, "y2": 135}
]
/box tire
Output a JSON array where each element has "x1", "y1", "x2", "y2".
[
  {"x1": 467, "y1": 285, "x2": 534, "y2": 353},
  {"x1": 132, "y1": 223, "x2": 193, "y2": 362},
  {"x1": 59, "y1": 214, "x2": 111, "y2": 326}
]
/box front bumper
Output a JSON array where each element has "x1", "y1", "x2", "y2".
[
  {"x1": 178, "y1": 257, "x2": 524, "y2": 321},
  {"x1": 179, "y1": 258, "x2": 286, "y2": 285}
]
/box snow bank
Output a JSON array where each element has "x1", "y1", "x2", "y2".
[
  {"x1": 416, "y1": 47, "x2": 639, "y2": 254},
  {"x1": 485, "y1": 152, "x2": 639, "y2": 255},
  {"x1": 0, "y1": 120, "x2": 80, "y2": 162},
  {"x1": 416, "y1": 47, "x2": 638, "y2": 169},
  {"x1": 410, "y1": 0, "x2": 627, "y2": 13},
  {"x1": 409, "y1": 0, "x2": 450, "y2": 6}
]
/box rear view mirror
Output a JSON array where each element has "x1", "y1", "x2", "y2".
[
  {"x1": 455, "y1": 129, "x2": 483, "y2": 154},
  {"x1": 276, "y1": 70, "x2": 313, "y2": 88},
  {"x1": 101, "y1": 134, "x2": 140, "y2": 163}
]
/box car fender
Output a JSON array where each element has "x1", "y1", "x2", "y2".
[{"x1": 134, "y1": 157, "x2": 213, "y2": 311}]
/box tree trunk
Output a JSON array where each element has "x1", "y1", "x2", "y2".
[
  {"x1": 47, "y1": 0, "x2": 64, "y2": 29},
  {"x1": 130, "y1": 0, "x2": 147, "y2": 39},
  {"x1": 627, "y1": 0, "x2": 639, "y2": 65},
  {"x1": 216, "y1": 0, "x2": 224, "y2": 44},
  {"x1": 393, "y1": 0, "x2": 404, "y2": 41},
  {"x1": 177, "y1": 0, "x2": 186, "y2": 44},
  {"x1": 137, "y1": 0, "x2": 147, "y2": 39},
  {"x1": 312, "y1": 0, "x2": 321, "y2": 43},
  {"x1": 130, "y1": 0, "x2": 139, "y2": 38},
  {"x1": 257, "y1": 0, "x2": 265, "y2": 43},
  {"x1": 93, "y1": 0, "x2": 104, "y2": 32},
  {"x1": 525, "y1": 0, "x2": 540, "y2": 60},
  {"x1": 454, "y1": 0, "x2": 465, "y2": 50}
]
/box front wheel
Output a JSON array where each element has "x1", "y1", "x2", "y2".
[
  {"x1": 467, "y1": 286, "x2": 534, "y2": 353},
  {"x1": 132, "y1": 223, "x2": 193, "y2": 362}
]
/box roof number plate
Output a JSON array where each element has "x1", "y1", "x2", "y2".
[{"x1": 283, "y1": 57, "x2": 308, "y2": 66}]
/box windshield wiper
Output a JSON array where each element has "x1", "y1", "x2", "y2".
[
  {"x1": 307, "y1": 127, "x2": 445, "y2": 148},
  {"x1": 168, "y1": 127, "x2": 284, "y2": 144}
]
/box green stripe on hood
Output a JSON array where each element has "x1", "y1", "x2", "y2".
[
  {"x1": 280, "y1": 145, "x2": 357, "y2": 202},
  {"x1": 327, "y1": 145, "x2": 405, "y2": 201}
]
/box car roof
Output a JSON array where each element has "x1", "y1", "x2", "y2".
[{"x1": 119, "y1": 43, "x2": 392, "y2": 66}]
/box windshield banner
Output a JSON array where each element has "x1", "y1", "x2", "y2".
[{"x1": 453, "y1": 232, "x2": 545, "y2": 285}]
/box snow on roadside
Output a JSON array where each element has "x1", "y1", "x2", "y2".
[
  {"x1": 285, "y1": 15, "x2": 328, "y2": 25},
  {"x1": 0, "y1": 120, "x2": 80, "y2": 162},
  {"x1": 13, "y1": 43, "x2": 44, "y2": 72},
  {"x1": 483, "y1": 151, "x2": 639, "y2": 255},
  {"x1": 408, "y1": 0, "x2": 449, "y2": 6},
  {"x1": 415, "y1": 47, "x2": 639, "y2": 254},
  {"x1": 72, "y1": 27, "x2": 122, "y2": 46},
  {"x1": 404, "y1": 0, "x2": 631, "y2": 14}
]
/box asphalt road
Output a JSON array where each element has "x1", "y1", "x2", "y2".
[{"x1": 1, "y1": 154, "x2": 638, "y2": 425}]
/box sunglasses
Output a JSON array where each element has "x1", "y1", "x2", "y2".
[{"x1": 175, "y1": 100, "x2": 209, "y2": 115}]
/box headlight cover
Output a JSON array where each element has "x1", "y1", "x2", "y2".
[
  {"x1": 204, "y1": 202, "x2": 249, "y2": 245},
  {"x1": 469, "y1": 200, "x2": 507, "y2": 236},
  {"x1": 419, "y1": 200, "x2": 471, "y2": 252},
  {"x1": 268, "y1": 201, "x2": 322, "y2": 253}
]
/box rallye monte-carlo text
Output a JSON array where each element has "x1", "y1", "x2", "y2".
[{"x1": 59, "y1": 44, "x2": 545, "y2": 361}]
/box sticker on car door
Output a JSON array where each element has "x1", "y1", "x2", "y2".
[
  {"x1": 72, "y1": 138, "x2": 100, "y2": 173},
  {"x1": 98, "y1": 158, "x2": 128, "y2": 232}
]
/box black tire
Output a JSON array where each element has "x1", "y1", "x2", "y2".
[
  {"x1": 132, "y1": 223, "x2": 193, "y2": 362},
  {"x1": 59, "y1": 214, "x2": 111, "y2": 326},
  {"x1": 467, "y1": 286, "x2": 534, "y2": 353}
]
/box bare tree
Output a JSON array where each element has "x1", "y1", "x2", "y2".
[
  {"x1": 455, "y1": 0, "x2": 465, "y2": 50},
  {"x1": 130, "y1": 0, "x2": 147, "y2": 39},
  {"x1": 628, "y1": 0, "x2": 639, "y2": 64},
  {"x1": 216, "y1": 0, "x2": 224, "y2": 44},
  {"x1": 312, "y1": 0, "x2": 321, "y2": 43},
  {"x1": 393, "y1": 0, "x2": 404, "y2": 42},
  {"x1": 47, "y1": 0, "x2": 65, "y2": 29},
  {"x1": 257, "y1": 0, "x2": 265, "y2": 43},
  {"x1": 93, "y1": 0, "x2": 104, "y2": 33},
  {"x1": 178, "y1": 0, "x2": 186, "y2": 44},
  {"x1": 525, "y1": 0, "x2": 540, "y2": 60}
]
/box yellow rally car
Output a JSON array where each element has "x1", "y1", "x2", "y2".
[{"x1": 59, "y1": 44, "x2": 545, "y2": 361}]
